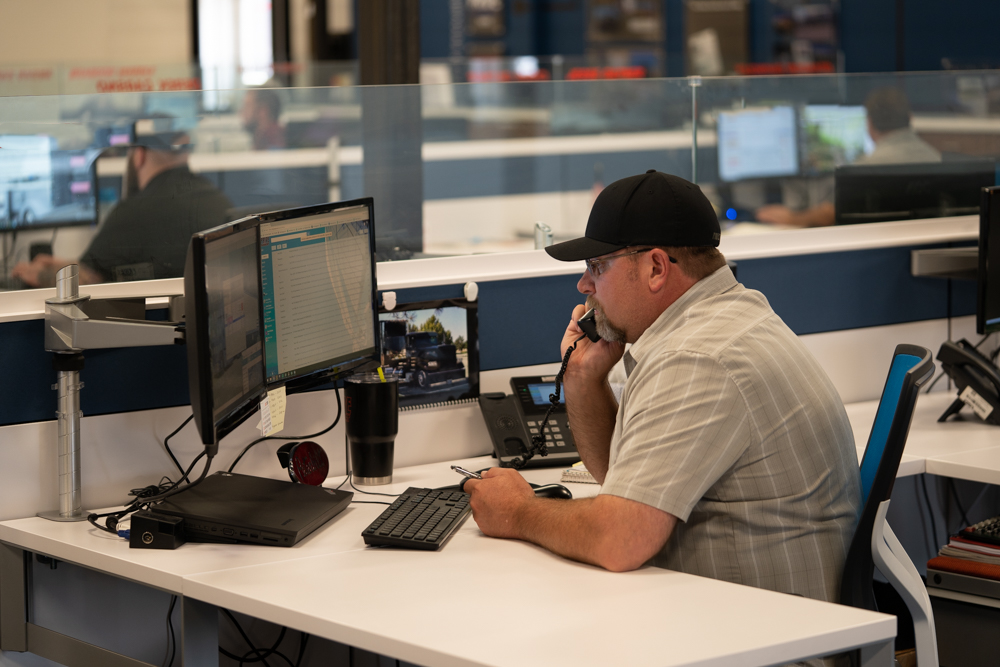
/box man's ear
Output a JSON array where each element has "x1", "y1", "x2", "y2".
[
  {"x1": 647, "y1": 248, "x2": 672, "y2": 293},
  {"x1": 131, "y1": 146, "x2": 147, "y2": 169}
]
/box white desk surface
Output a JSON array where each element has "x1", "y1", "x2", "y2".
[
  {"x1": 0, "y1": 455, "x2": 515, "y2": 593},
  {"x1": 845, "y1": 391, "x2": 1000, "y2": 483},
  {"x1": 184, "y1": 533, "x2": 892, "y2": 667},
  {"x1": 0, "y1": 454, "x2": 894, "y2": 667}
]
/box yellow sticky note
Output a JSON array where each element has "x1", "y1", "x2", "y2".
[{"x1": 259, "y1": 386, "x2": 287, "y2": 436}]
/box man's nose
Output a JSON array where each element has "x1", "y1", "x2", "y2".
[{"x1": 577, "y1": 270, "x2": 594, "y2": 294}]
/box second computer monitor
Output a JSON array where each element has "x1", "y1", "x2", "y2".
[
  {"x1": 258, "y1": 199, "x2": 380, "y2": 390},
  {"x1": 717, "y1": 106, "x2": 798, "y2": 182}
]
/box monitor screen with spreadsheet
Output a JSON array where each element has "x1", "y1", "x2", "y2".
[{"x1": 258, "y1": 199, "x2": 380, "y2": 391}]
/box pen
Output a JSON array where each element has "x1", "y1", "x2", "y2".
[{"x1": 451, "y1": 465, "x2": 482, "y2": 480}]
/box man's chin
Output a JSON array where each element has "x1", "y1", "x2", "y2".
[{"x1": 585, "y1": 298, "x2": 626, "y2": 343}]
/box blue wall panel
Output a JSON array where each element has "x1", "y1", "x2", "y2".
[
  {"x1": 421, "y1": 0, "x2": 452, "y2": 59},
  {"x1": 477, "y1": 273, "x2": 583, "y2": 370},
  {"x1": 0, "y1": 243, "x2": 976, "y2": 426},
  {"x1": 839, "y1": 0, "x2": 896, "y2": 73},
  {"x1": 0, "y1": 319, "x2": 190, "y2": 427},
  {"x1": 739, "y1": 245, "x2": 976, "y2": 335}
]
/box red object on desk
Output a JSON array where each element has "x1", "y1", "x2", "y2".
[{"x1": 927, "y1": 555, "x2": 1000, "y2": 581}]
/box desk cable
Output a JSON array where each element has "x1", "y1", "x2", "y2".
[
  {"x1": 87, "y1": 452, "x2": 215, "y2": 536},
  {"x1": 219, "y1": 609, "x2": 308, "y2": 667},
  {"x1": 227, "y1": 388, "x2": 343, "y2": 473}
]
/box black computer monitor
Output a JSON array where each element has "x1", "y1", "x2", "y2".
[
  {"x1": 799, "y1": 105, "x2": 871, "y2": 175},
  {"x1": 835, "y1": 159, "x2": 996, "y2": 225},
  {"x1": 257, "y1": 198, "x2": 381, "y2": 392},
  {"x1": 0, "y1": 136, "x2": 99, "y2": 230},
  {"x1": 978, "y1": 186, "x2": 1000, "y2": 335},
  {"x1": 185, "y1": 198, "x2": 381, "y2": 449},
  {"x1": 185, "y1": 217, "x2": 267, "y2": 453},
  {"x1": 717, "y1": 106, "x2": 799, "y2": 182}
]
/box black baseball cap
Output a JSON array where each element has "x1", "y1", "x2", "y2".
[
  {"x1": 132, "y1": 117, "x2": 193, "y2": 152},
  {"x1": 545, "y1": 170, "x2": 720, "y2": 262}
]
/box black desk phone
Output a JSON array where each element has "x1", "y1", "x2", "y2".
[
  {"x1": 478, "y1": 376, "x2": 582, "y2": 468},
  {"x1": 478, "y1": 308, "x2": 597, "y2": 468},
  {"x1": 938, "y1": 339, "x2": 1000, "y2": 426}
]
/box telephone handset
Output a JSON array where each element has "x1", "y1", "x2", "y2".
[
  {"x1": 577, "y1": 307, "x2": 601, "y2": 343},
  {"x1": 937, "y1": 339, "x2": 1000, "y2": 425}
]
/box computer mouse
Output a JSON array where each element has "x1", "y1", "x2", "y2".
[{"x1": 531, "y1": 483, "x2": 573, "y2": 500}]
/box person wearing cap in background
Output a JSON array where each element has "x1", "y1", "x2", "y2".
[
  {"x1": 12, "y1": 117, "x2": 232, "y2": 286},
  {"x1": 464, "y1": 171, "x2": 860, "y2": 607}
]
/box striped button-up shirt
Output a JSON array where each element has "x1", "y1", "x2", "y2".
[{"x1": 601, "y1": 265, "x2": 861, "y2": 605}]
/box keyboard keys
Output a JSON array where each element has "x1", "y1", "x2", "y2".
[{"x1": 361, "y1": 487, "x2": 472, "y2": 551}]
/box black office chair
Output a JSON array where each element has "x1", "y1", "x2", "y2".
[{"x1": 840, "y1": 344, "x2": 937, "y2": 666}]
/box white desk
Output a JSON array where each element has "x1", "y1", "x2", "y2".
[
  {"x1": 0, "y1": 455, "x2": 895, "y2": 667},
  {"x1": 845, "y1": 391, "x2": 1000, "y2": 483}
]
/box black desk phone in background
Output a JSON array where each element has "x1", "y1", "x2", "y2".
[
  {"x1": 938, "y1": 339, "x2": 1000, "y2": 425},
  {"x1": 478, "y1": 376, "x2": 581, "y2": 468}
]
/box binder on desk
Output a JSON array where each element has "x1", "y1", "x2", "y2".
[{"x1": 561, "y1": 462, "x2": 597, "y2": 484}]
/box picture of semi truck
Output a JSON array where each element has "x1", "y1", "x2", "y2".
[{"x1": 381, "y1": 320, "x2": 466, "y2": 389}]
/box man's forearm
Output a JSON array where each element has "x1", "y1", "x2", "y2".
[
  {"x1": 513, "y1": 495, "x2": 676, "y2": 572},
  {"x1": 564, "y1": 378, "x2": 617, "y2": 483}
]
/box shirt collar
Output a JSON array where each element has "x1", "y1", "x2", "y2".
[{"x1": 623, "y1": 265, "x2": 737, "y2": 375}]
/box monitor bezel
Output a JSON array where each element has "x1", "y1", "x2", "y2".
[
  {"x1": 978, "y1": 186, "x2": 1000, "y2": 335},
  {"x1": 184, "y1": 215, "x2": 267, "y2": 448}
]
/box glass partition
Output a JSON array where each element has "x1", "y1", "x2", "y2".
[{"x1": 0, "y1": 69, "x2": 996, "y2": 292}]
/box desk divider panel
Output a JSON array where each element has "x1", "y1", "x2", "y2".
[{"x1": 0, "y1": 242, "x2": 976, "y2": 427}]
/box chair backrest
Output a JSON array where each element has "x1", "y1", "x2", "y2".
[{"x1": 840, "y1": 344, "x2": 935, "y2": 610}]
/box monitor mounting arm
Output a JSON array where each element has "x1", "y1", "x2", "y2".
[{"x1": 40, "y1": 265, "x2": 184, "y2": 522}]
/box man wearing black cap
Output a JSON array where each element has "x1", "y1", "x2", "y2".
[
  {"x1": 464, "y1": 171, "x2": 861, "y2": 608},
  {"x1": 13, "y1": 118, "x2": 232, "y2": 286}
]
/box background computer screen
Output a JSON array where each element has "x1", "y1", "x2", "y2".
[
  {"x1": 258, "y1": 199, "x2": 379, "y2": 390},
  {"x1": 717, "y1": 106, "x2": 798, "y2": 182},
  {"x1": 185, "y1": 219, "x2": 266, "y2": 446},
  {"x1": 835, "y1": 160, "x2": 996, "y2": 225},
  {"x1": 800, "y1": 105, "x2": 872, "y2": 175},
  {"x1": 0, "y1": 135, "x2": 99, "y2": 230},
  {"x1": 978, "y1": 186, "x2": 1000, "y2": 335}
]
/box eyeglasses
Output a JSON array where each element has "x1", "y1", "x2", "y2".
[{"x1": 585, "y1": 248, "x2": 673, "y2": 278}]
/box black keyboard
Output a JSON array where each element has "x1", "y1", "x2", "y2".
[
  {"x1": 961, "y1": 516, "x2": 1000, "y2": 546},
  {"x1": 361, "y1": 487, "x2": 471, "y2": 550}
]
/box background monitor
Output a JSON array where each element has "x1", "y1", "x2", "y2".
[
  {"x1": 257, "y1": 198, "x2": 380, "y2": 392},
  {"x1": 835, "y1": 159, "x2": 996, "y2": 225},
  {"x1": 0, "y1": 136, "x2": 99, "y2": 230},
  {"x1": 717, "y1": 106, "x2": 798, "y2": 182},
  {"x1": 800, "y1": 105, "x2": 872, "y2": 175},
  {"x1": 185, "y1": 217, "x2": 266, "y2": 450},
  {"x1": 978, "y1": 186, "x2": 1000, "y2": 335}
]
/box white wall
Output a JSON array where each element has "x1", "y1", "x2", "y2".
[{"x1": 0, "y1": 0, "x2": 191, "y2": 67}]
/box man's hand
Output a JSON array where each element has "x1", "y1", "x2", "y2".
[
  {"x1": 463, "y1": 467, "x2": 535, "y2": 540},
  {"x1": 561, "y1": 304, "x2": 625, "y2": 383},
  {"x1": 756, "y1": 202, "x2": 835, "y2": 228},
  {"x1": 754, "y1": 204, "x2": 798, "y2": 226},
  {"x1": 464, "y1": 467, "x2": 678, "y2": 571},
  {"x1": 11, "y1": 254, "x2": 60, "y2": 287},
  {"x1": 11, "y1": 256, "x2": 102, "y2": 287}
]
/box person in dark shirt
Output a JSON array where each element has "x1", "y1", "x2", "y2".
[{"x1": 13, "y1": 119, "x2": 232, "y2": 286}]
